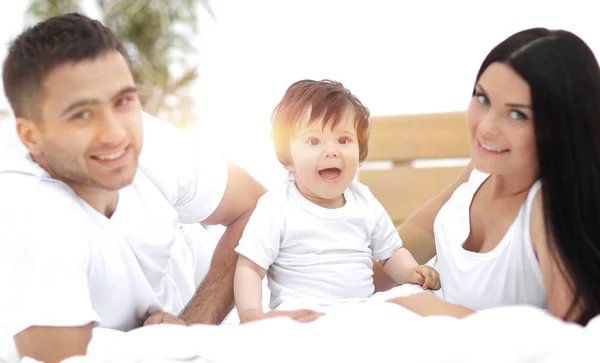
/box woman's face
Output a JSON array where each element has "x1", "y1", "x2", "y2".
[{"x1": 466, "y1": 62, "x2": 538, "y2": 177}]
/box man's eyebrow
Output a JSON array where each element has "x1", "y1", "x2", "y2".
[
  {"x1": 112, "y1": 86, "x2": 138, "y2": 100},
  {"x1": 60, "y1": 99, "x2": 99, "y2": 117},
  {"x1": 60, "y1": 86, "x2": 138, "y2": 117}
]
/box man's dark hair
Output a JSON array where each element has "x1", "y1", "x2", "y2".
[{"x1": 3, "y1": 12, "x2": 130, "y2": 119}]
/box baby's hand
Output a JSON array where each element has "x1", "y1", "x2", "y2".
[{"x1": 407, "y1": 265, "x2": 441, "y2": 290}]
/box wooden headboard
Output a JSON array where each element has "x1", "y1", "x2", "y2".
[{"x1": 358, "y1": 111, "x2": 471, "y2": 224}]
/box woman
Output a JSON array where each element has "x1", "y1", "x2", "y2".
[{"x1": 380, "y1": 27, "x2": 600, "y2": 325}]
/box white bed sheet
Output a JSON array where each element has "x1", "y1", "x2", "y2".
[
  {"x1": 78, "y1": 304, "x2": 600, "y2": 363},
  {"x1": 5, "y1": 302, "x2": 598, "y2": 363},
  {"x1": 3, "y1": 283, "x2": 599, "y2": 363}
]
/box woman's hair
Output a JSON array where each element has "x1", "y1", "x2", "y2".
[{"x1": 475, "y1": 28, "x2": 600, "y2": 325}]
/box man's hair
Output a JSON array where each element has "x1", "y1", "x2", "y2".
[
  {"x1": 271, "y1": 79, "x2": 371, "y2": 166},
  {"x1": 2, "y1": 12, "x2": 130, "y2": 119}
]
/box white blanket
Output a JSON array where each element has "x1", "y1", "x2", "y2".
[
  {"x1": 5, "y1": 302, "x2": 596, "y2": 363},
  {"x1": 3, "y1": 284, "x2": 599, "y2": 363}
]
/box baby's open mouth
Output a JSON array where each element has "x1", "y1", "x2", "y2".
[{"x1": 318, "y1": 168, "x2": 341, "y2": 180}]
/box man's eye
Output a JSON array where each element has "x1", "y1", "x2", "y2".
[
  {"x1": 116, "y1": 98, "x2": 130, "y2": 106},
  {"x1": 73, "y1": 110, "x2": 91, "y2": 120}
]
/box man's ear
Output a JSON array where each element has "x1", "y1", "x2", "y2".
[{"x1": 16, "y1": 117, "x2": 43, "y2": 155}]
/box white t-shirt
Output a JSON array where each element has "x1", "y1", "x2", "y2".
[
  {"x1": 434, "y1": 168, "x2": 547, "y2": 311},
  {"x1": 0, "y1": 112, "x2": 228, "y2": 336},
  {"x1": 234, "y1": 180, "x2": 402, "y2": 310}
]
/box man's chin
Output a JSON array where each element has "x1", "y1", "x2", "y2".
[
  {"x1": 93, "y1": 170, "x2": 137, "y2": 191},
  {"x1": 101, "y1": 180, "x2": 133, "y2": 191},
  {"x1": 101, "y1": 176, "x2": 136, "y2": 191}
]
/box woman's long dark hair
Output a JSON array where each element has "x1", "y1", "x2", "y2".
[{"x1": 474, "y1": 28, "x2": 600, "y2": 325}]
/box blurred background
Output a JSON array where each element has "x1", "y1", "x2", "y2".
[{"x1": 1, "y1": 0, "x2": 598, "y2": 191}]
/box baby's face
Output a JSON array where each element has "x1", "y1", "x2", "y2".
[{"x1": 287, "y1": 109, "x2": 359, "y2": 207}]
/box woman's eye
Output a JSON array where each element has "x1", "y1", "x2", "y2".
[
  {"x1": 509, "y1": 110, "x2": 528, "y2": 121},
  {"x1": 475, "y1": 93, "x2": 490, "y2": 105}
]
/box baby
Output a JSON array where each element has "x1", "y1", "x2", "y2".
[{"x1": 233, "y1": 79, "x2": 440, "y2": 323}]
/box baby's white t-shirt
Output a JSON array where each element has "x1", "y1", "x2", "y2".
[{"x1": 235, "y1": 180, "x2": 402, "y2": 309}]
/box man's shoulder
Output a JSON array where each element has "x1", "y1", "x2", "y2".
[
  {"x1": 0, "y1": 171, "x2": 90, "y2": 229},
  {"x1": 138, "y1": 111, "x2": 193, "y2": 166},
  {"x1": 136, "y1": 112, "x2": 228, "y2": 211},
  {"x1": 0, "y1": 170, "x2": 69, "y2": 197},
  {"x1": 0, "y1": 173, "x2": 95, "y2": 263}
]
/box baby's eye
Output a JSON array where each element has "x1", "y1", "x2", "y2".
[
  {"x1": 308, "y1": 138, "x2": 321, "y2": 146},
  {"x1": 338, "y1": 137, "x2": 351, "y2": 145}
]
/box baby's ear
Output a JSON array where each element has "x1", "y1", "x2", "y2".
[
  {"x1": 284, "y1": 164, "x2": 295, "y2": 181},
  {"x1": 282, "y1": 157, "x2": 295, "y2": 173}
]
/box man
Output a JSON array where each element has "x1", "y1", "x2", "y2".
[{"x1": 0, "y1": 12, "x2": 266, "y2": 363}]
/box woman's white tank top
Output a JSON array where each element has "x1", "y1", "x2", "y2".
[{"x1": 434, "y1": 168, "x2": 547, "y2": 311}]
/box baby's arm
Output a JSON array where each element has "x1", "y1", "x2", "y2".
[
  {"x1": 367, "y1": 189, "x2": 441, "y2": 290},
  {"x1": 234, "y1": 255, "x2": 267, "y2": 323},
  {"x1": 380, "y1": 247, "x2": 418, "y2": 285},
  {"x1": 229, "y1": 187, "x2": 323, "y2": 323},
  {"x1": 381, "y1": 248, "x2": 441, "y2": 290},
  {"x1": 232, "y1": 192, "x2": 284, "y2": 323}
]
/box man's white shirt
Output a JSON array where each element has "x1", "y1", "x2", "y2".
[{"x1": 0, "y1": 113, "x2": 228, "y2": 335}]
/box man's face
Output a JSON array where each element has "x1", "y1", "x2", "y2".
[{"x1": 20, "y1": 51, "x2": 143, "y2": 191}]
